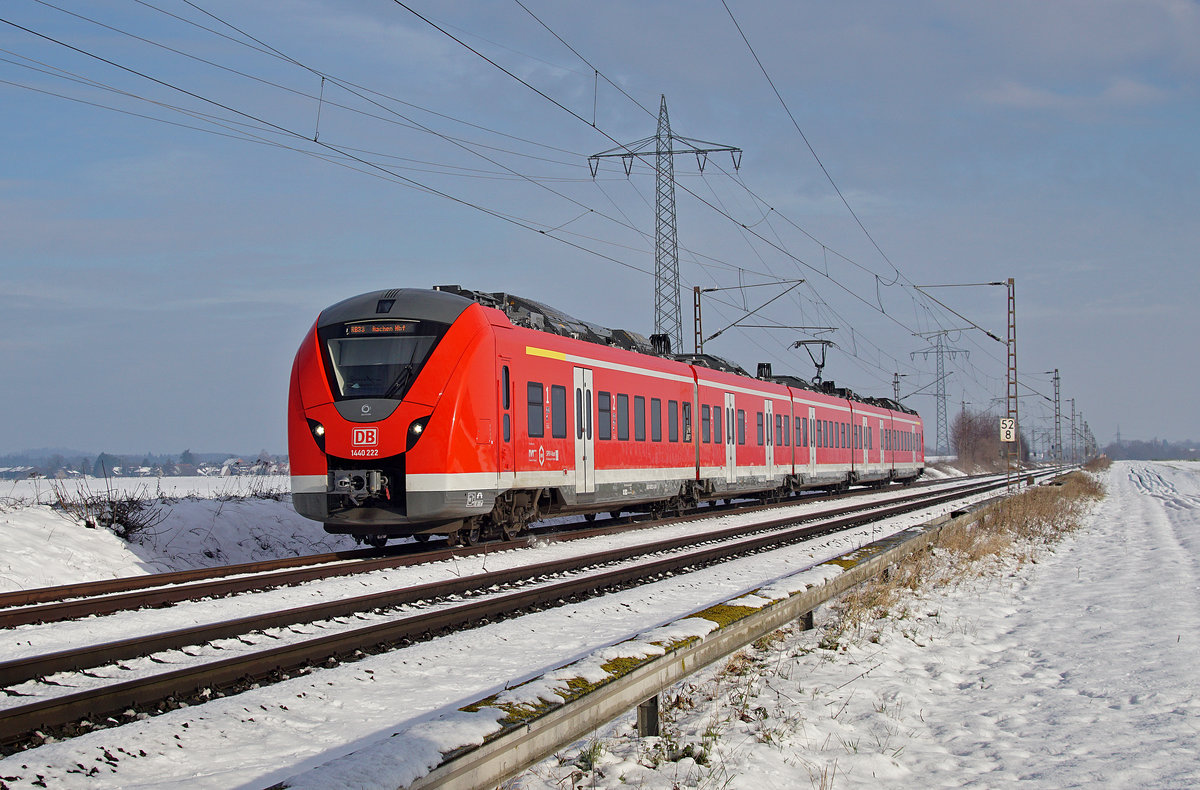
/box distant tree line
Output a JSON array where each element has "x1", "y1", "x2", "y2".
[
  {"x1": 1103, "y1": 439, "x2": 1198, "y2": 461},
  {"x1": 0, "y1": 449, "x2": 281, "y2": 479}
]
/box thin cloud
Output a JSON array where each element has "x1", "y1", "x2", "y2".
[{"x1": 977, "y1": 76, "x2": 1167, "y2": 113}]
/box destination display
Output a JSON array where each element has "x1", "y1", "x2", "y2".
[{"x1": 345, "y1": 321, "x2": 419, "y2": 336}]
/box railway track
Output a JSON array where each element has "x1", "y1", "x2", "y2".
[
  {"x1": 0, "y1": 476, "x2": 986, "y2": 629},
  {"x1": 0, "y1": 473, "x2": 1050, "y2": 753}
]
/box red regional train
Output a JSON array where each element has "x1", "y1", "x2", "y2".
[{"x1": 289, "y1": 286, "x2": 924, "y2": 547}]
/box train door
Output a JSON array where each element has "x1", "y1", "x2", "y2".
[
  {"x1": 724, "y1": 393, "x2": 737, "y2": 483},
  {"x1": 808, "y1": 406, "x2": 817, "y2": 473},
  {"x1": 861, "y1": 416, "x2": 869, "y2": 468},
  {"x1": 764, "y1": 399, "x2": 775, "y2": 479},
  {"x1": 573, "y1": 367, "x2": 595, "y2": 494},
  {"x1": 498, "y1": 359, "x2": 515, "y2": 489}
]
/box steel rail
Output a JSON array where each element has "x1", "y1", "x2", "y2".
[
  {"x1": 1, "y1": 477, "x2": 947, "y2": 610},
  {"x1": 0, "y1": 476, "x2": 991, "y2": 629},
  {"x1": 0, "y1": 475, "x2": 1032, "y2": 752},
  {"x1": 0, "y1": 477, "x2": 999, "y2": 689}
]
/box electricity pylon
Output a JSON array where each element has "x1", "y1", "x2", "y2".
[
  {"x1": 589, "y1": 96, "x2": 741, "y2": 354},
  {"x1": 911, "y1": 331, "x2": 969, "y2": 455}
]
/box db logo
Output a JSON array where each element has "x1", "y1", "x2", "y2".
[{"x1": 352, "y1": 428, "x2": 378, "y2": 447}]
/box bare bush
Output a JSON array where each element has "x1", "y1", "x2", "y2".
[{"x1": 49, "y1": 479, "x2": 169, "y2": 540}]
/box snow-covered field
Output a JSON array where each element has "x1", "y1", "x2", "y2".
[
  {"x1": 0, "y1": 476, "x2": 356, "y2": 590},
  {"x1": 512, "y1": 461, "x2": 1200, "y2": 790},
  {"x1": 0, "y1": 462, "x2": 1195, "y2": 788}
]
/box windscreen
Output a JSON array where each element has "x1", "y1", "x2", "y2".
[{"x1": 321, "y1": 321, "x2": 446, "y2": 401}]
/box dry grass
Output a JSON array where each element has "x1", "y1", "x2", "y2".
[{"x1": 821, "y1": 471, "x2": 1105, "y2": 648}]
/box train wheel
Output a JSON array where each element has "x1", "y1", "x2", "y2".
[
  {"x1": 462, "y1": 519, "x2": 483, "y2": 546},
  {"x1": 446, "y1": 531, "x2": 463, "y2": 548},
  {"x1": 412, "y1": 533, "x2": 431, "y2": 543},
  {"x1": 501, "y1": 521, "x2": 523, "y2": 542},
  {"x1": 365, "y1": 534, "x2": 388, "y2": 549},
  {"x1": 610, "y1": 510, "x2": 622, "y2": 520},
  {"x1": 583, "y1": 513, "x2": 596, "y2": 522}
]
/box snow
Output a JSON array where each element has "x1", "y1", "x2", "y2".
[
  {"x1": 0, "y1": 476, "x2": 356, "y2": 590},
  {"x1": 509, "y1": 461, "x2": 1200, "y2": 790},
  {"x1": 0, "y1": 462, "x2": 1196, "y2": 789}
]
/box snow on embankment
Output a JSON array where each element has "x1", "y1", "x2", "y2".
[
  {"x1": 0, "y1": 476, "x2": 354, "y2": 592},
  {"x1": 510, "y1": 462, "x2": 1200, "y2": 790}
]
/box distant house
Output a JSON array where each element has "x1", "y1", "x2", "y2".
[{"x1": 0, "y1": 466, "x2": 37, "y2": 480}]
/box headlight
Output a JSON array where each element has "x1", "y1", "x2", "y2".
[
  {"x1": 407, "y1": 416, "x2": 431, "y2": 451},
  {"x1": 307, "y1": 419, "x2": 326, "y2": 452}
]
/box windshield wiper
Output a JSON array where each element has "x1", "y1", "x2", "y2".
[{"x1": 382, "y1": 364, "x2": 416, "y2": 400}]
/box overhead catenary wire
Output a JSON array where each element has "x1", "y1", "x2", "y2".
[{"x1": 4, "y1": 2, "x2": 1023, "y2": 407}]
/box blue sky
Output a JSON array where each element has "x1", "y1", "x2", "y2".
[{"x1": 2, "y1": 1, "x2": 1197, "y2": 455}]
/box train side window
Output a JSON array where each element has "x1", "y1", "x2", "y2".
[
  {"x1": 551, "y1": 385, "x2": 567, "y2": 439},
  {"x1": 756, "y1": 412, "x2": 764, "y2": 446},
  {"x1": 651, "y1": 398, "x2": 662, "y2": 442},
  {"x1": 776, "y1": 414, "x2": 784, "y2": 447},
  {"x1": 714, "y1": 404, "x2": 723, "y2": 444},
  {"x1": 682, "y1": 402, "x2": 692, "y2": 441},
  {"x1": 701, "y1": 405, "x2": 711, "y2": 443},
  {"x1": 617, "y1": 394, "x2": 629, "y2": 441},
  {"x1": 527, "y1": 383, "x2": 544, "y2": 438},
  {"x1": 598, "y1": 392, "x2": 612, "y2": 440},
  {"x1": 502, "y1": 367, "x2": 512, "y2": 442},
  {"x1": 795, "y1": 416, "x2": 802, "y2": 447},
  {"x1": 669, "y1": 400, "x2": 680, "y2": 442},
  {"x1": 634, "y1": 395, "x2": 646, "y2": 441},
  {"x1": 737, "y1": 410, "x2": 746, "y2": 445},
  {"x1": 576, "y1": 389, "x2": 584, "y2": 439}
]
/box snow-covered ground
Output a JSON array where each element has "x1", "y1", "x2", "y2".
[
  {"x1": 0, "y1": 476, "x2": 356, "y2": 589},
  {"x1": 511, "y1": 460, "x2": 1200, "y2": 790},
  {"x1": 0, "y1": 462, "x2": 1195, "y2": 788}
]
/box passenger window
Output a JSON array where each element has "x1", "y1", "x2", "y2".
[
  {"x1": 795, "y1": 416, "x2": 802, "y2": 447},
  {"x1": 701, "y1": 405, "x2": 710, "y2": 443},
  {"x1": 598, "y1": 392, "x2": 612, "y2": 440},
  {"x1": 527, "y1": 382, "x2": 544, "y2": 438},
  {"x1": 714, "y1": 405, "x2": 723, "y2": 444},
  {"x1": 634, "y1": 395, "x2": 646, "y2": 441},
  {"x1": 502, "y1": 366, "x2": 510, "y2": 410},
  {"x1": 756, "y1": 412, "x2": 764, "y2": 446},
  {"x1": 682, "y1": 402, "x2": 692, "y2": 442},
  {"x1": 670, "y1": 400, "x2": 680, "y2": 442},
  {"x1": 737, "y1": 410, "x2": 746, "y2": 445},
  {"x1": 576, "y1": 389, "x2": 583, "y2": 439},
  {"x1": 651, "y1": 398, "x2": 662, "y2": 442},
  {"x1": 617, "y1": 394, "x2": 629, "y2": 441},
  {"x1": 551, "y1": 385, "x2": 567, "y2": 439}
]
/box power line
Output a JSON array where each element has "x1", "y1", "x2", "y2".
[{"x1": 719, "y1": 0, "x2": 902, "y2": 287}]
